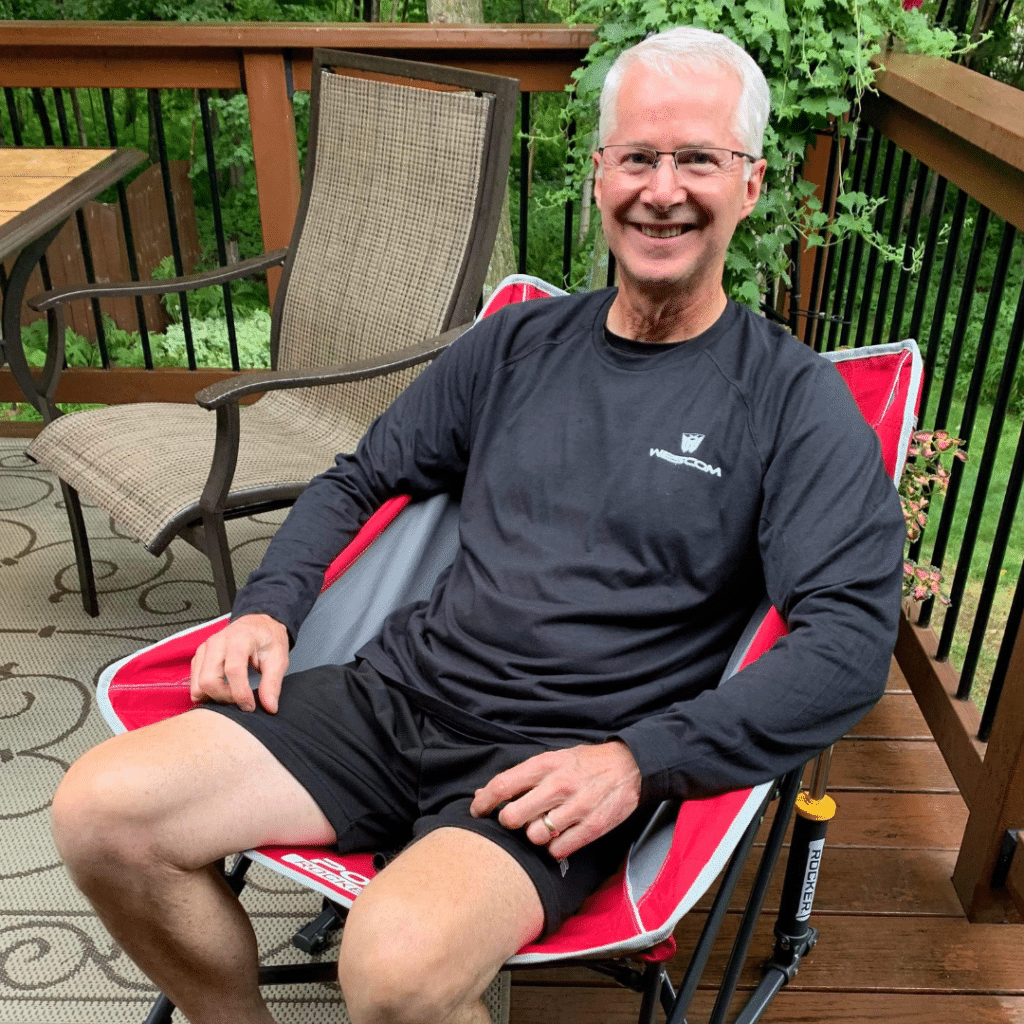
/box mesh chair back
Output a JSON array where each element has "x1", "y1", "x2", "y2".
[{"x1": 265, "y1": 53, "x2": 506, "y2": 438}]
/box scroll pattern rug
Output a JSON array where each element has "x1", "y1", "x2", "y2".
[{"x1": 0, "y1": 439, "x2": 509, "y2": 1024}]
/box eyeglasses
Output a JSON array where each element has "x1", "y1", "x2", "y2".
[{"x1": 598, "y1": 145, "x2": 758, "y2": 181}]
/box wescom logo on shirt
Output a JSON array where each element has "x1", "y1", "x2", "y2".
[{"x1": 650, "y1": 432, "x2": 723, "y2": 477}]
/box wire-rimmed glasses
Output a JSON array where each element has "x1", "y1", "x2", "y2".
[{"x1": 598, "y1": 145, "x2": 758, "y2": 183}]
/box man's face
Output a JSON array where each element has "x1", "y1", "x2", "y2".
[{"x1": 593, "y1": 62, "x2": 766, "y2": 304}]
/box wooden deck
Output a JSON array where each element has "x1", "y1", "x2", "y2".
[{"x1": 508, "y1": 660, "x2": 1024, "y2": 1024}]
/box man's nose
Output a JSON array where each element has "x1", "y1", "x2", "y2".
[{"x1": 643, "y1": 157, "x2": 685, "y2": 205}]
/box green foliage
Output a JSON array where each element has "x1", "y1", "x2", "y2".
[
  {"x1": 18, "y1": 308, "x2": 272, "y2": 371},
  {"x1": 559, "y1": 0, "x2": 965, "y2": 305}
]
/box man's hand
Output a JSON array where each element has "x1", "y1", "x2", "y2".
[
  {"x1": 470, "y1": 740, "x2": 641, "y2": 859},
  {"x1": 189, "y1": 613, "x2": 290, "y2": 714}
]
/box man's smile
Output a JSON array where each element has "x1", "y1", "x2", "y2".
[{"x1": 636, "y1": 223, "x2": 695, "y2": 238}]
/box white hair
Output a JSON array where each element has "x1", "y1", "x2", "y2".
[{"x1": 598, "y1": 27, "x2": 771, "y2": 160}]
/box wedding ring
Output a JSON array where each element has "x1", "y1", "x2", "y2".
[{"x1": 541, "y1": 813, "x2": 559, "y2": 838}]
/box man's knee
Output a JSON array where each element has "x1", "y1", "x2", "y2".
[
  {"x1": 337, "y1": 896, "x2": 488, "y2": 1024},
  {"x1": 51, "y1": 735, "x2": 176, "y2": 883}
]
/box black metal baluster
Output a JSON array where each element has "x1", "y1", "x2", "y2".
[
  {"x1": 838, "y1": 129, "x2": 883, "y2": 348},
  {"x1": 888, "y1": 159, "x2": 929, "y2": 344},
  {"x1": 981, "y1": 545, "x2": 1024, "y2": 741},
  {"x1": 908, "y1": 176, "x2": 951, "y2": 420},
  {"x1": 102, "y1": 88, "x2": 152, "y2": 368},
  {"x1": 918, "y1": 203, "x2": 992, "y2": 629},
  {"x1": 870, "y1": 147, "x2": 912, "y2": 347},
  {"x1": 907, "y1": 182, "x2": 964, "y2": 572},
  {"x1": 936, "y1": 222, "x2": 1017, "y2": 661},
  {"x1": 956, "y1": 262, "x2": 1024, "y2": 702},
  {"x1": 54, "y1": 87, "x2": 109, "y2": 363},
  {"x1": 149, "y1": 88, "x2": 195, "y2": 370},
  {"x1": 30, "y1": 87, "x2": 54, "y2": 145},
  {"x1": 518, "y1": 92, "x2": 529, "y2": 276},
  {"x1": 853, "y1": 138, "x2": 897, "y2": 348},
  {"x1": 823, "y1": 129, "x2": 869, "y2": 351},
  {"x1": 4, "y1": 87, "x2": 23, "y2": 145},
  {"x1": 199, "y1": 90, "x2": 238, "y2": 371}
]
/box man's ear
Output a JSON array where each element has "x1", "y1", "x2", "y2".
[
  {"x1": 740, "y1": 158, "x2": 767, "y2": 221},
  {"x1": 592, "y1": 150, "x2": 603, "y2": 210}
]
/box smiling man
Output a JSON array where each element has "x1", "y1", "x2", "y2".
[{"x1": 51, "y1": 27, "x2": 905, "y2": 1024}]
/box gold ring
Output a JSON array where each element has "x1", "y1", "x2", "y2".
[{"x1": 541, "y1": 813, "x2": 559, "y2": 838}]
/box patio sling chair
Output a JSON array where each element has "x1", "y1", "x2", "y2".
[
  {"x1": 93, "y1": 275, "x2": 924, "y2": 1024},
  {"x1": 25, "y1": 48, "x2": 518, "y2": 618}
]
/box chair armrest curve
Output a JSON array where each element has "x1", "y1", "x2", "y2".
[
  {"x1": 193, "y1": 324, "x2": 470, "y2": 409},
  {"x1": 27, "y1": 249, "x2": 290, "y2": 311}
]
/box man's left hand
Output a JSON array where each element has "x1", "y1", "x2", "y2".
[{"x1": 470, "y1": 740, "x2": 641, "y2": 859}]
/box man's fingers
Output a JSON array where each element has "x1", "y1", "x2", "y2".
[
  {"x1": 255, "y1": 646, "x2": 288, "y2": 713},
  {"x1": 187, "y1": 614, "x2": 289, "y2": 712},
  {"x1": 469, "y1": 754, "x2": 552, "y2": 819}
]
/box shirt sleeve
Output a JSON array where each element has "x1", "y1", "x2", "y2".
[
  {"x1": 229, "y1": 319, "x2": 487, "y2": 643},
  {"x1": 613, "y1": 358, "x2": 907, "y2": 804}
]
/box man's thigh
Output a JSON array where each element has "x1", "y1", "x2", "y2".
[{"x1": 56, "y1": 708, "x2": 336, "y2": 869}]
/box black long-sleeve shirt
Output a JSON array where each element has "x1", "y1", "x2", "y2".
[{"x1": 233, "y1": 290, "x2": 905, "y2": 804}]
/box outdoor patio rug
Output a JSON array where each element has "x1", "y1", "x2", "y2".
[{"x1": 0, "y1": 439, "x2": 509, "y2": 1024}]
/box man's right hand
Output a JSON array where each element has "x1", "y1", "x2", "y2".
[{"x1": 189, "y1": 613, "x2": 290, "y2": 713}]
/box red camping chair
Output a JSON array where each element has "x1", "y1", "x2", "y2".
[{"x1": 95, "y1": 276, "x2": 922, "y2": 1024}]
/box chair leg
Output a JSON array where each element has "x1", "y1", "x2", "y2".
[
  {"x1": 59, "y1": 481, "x2": 99, "y2": 617},
  {"x1": 637, "y1": 962, "x2": 666, "y2": 1024},
  {"x1": 141, "y1": 993, "x2": 175, "y2": 1024},
  {"x1": 202, "y1": 510, "x2": 237, "y2": 614}
]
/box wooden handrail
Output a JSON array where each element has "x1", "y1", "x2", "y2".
[
  {"x1": 0, "y1": 22, "x2": 595, "y2": 92},
  {"x1": 863, "y1": 51, "x2": 1024, "y2": 234}
]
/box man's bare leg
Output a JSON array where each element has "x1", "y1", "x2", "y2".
[
  {"x1": 338, "y1": 827, "x2": 545, "y2": 1024},
  {"x1": 51, "y1": 708, "x2": 336, "y2": 1024}
]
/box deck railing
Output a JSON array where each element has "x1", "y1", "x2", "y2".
[{"x1": 0, "y1": 22, "x2": 1021, "y2": 923}]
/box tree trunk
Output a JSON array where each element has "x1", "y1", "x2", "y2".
[{"x1": 427, "y1": 0, "x2": 516, "y2": 295}]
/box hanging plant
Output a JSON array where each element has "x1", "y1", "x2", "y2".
[{"x1": 558, "y1": 0, "x2": 967, "y2": 306}]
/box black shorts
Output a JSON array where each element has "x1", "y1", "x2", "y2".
[{"x1": 205, "y1": 660, "x2": 645, "y2": 935}]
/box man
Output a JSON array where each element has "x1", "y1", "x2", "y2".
[{"x1": 51, "y1": 26, "x2": 905, "y2": 1024}]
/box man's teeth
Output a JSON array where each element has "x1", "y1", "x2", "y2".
[{"x1": 640, "y1": 225, "x2": 689, "y2": 238}]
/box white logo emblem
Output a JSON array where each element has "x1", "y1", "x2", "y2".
[{"x1": 650, "y1": 432, "x2": 721, "y2": 477}]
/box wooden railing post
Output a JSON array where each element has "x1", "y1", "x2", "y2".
[
  {"x1": 952, "y1": 621, "x2": 1024, "y2": 922},
  {"x1": 242, "y1": 50, "x2": 301, "y2": 305}
]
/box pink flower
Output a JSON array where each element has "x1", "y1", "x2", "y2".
[{"x1": 902, "y1": 0, "x2": 923, "y2": 9}]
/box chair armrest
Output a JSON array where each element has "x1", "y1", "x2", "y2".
[
  {"x1": 193, "y1": 325, "x2": 470, "y2": 410},
  {"x1": 27, "y1": 249, "x2": 290, "y2": 312}
]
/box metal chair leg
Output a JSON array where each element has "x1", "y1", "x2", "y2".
[
  {"x1": 141, "y1": 993, "x2": 175, "y2": 1024},
  {"x1": 202, "y1": 509, "x2": 237, "y2": 614},
  {"x1": 59, "y1": 480, "x2": 99, "y2": 617}
]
